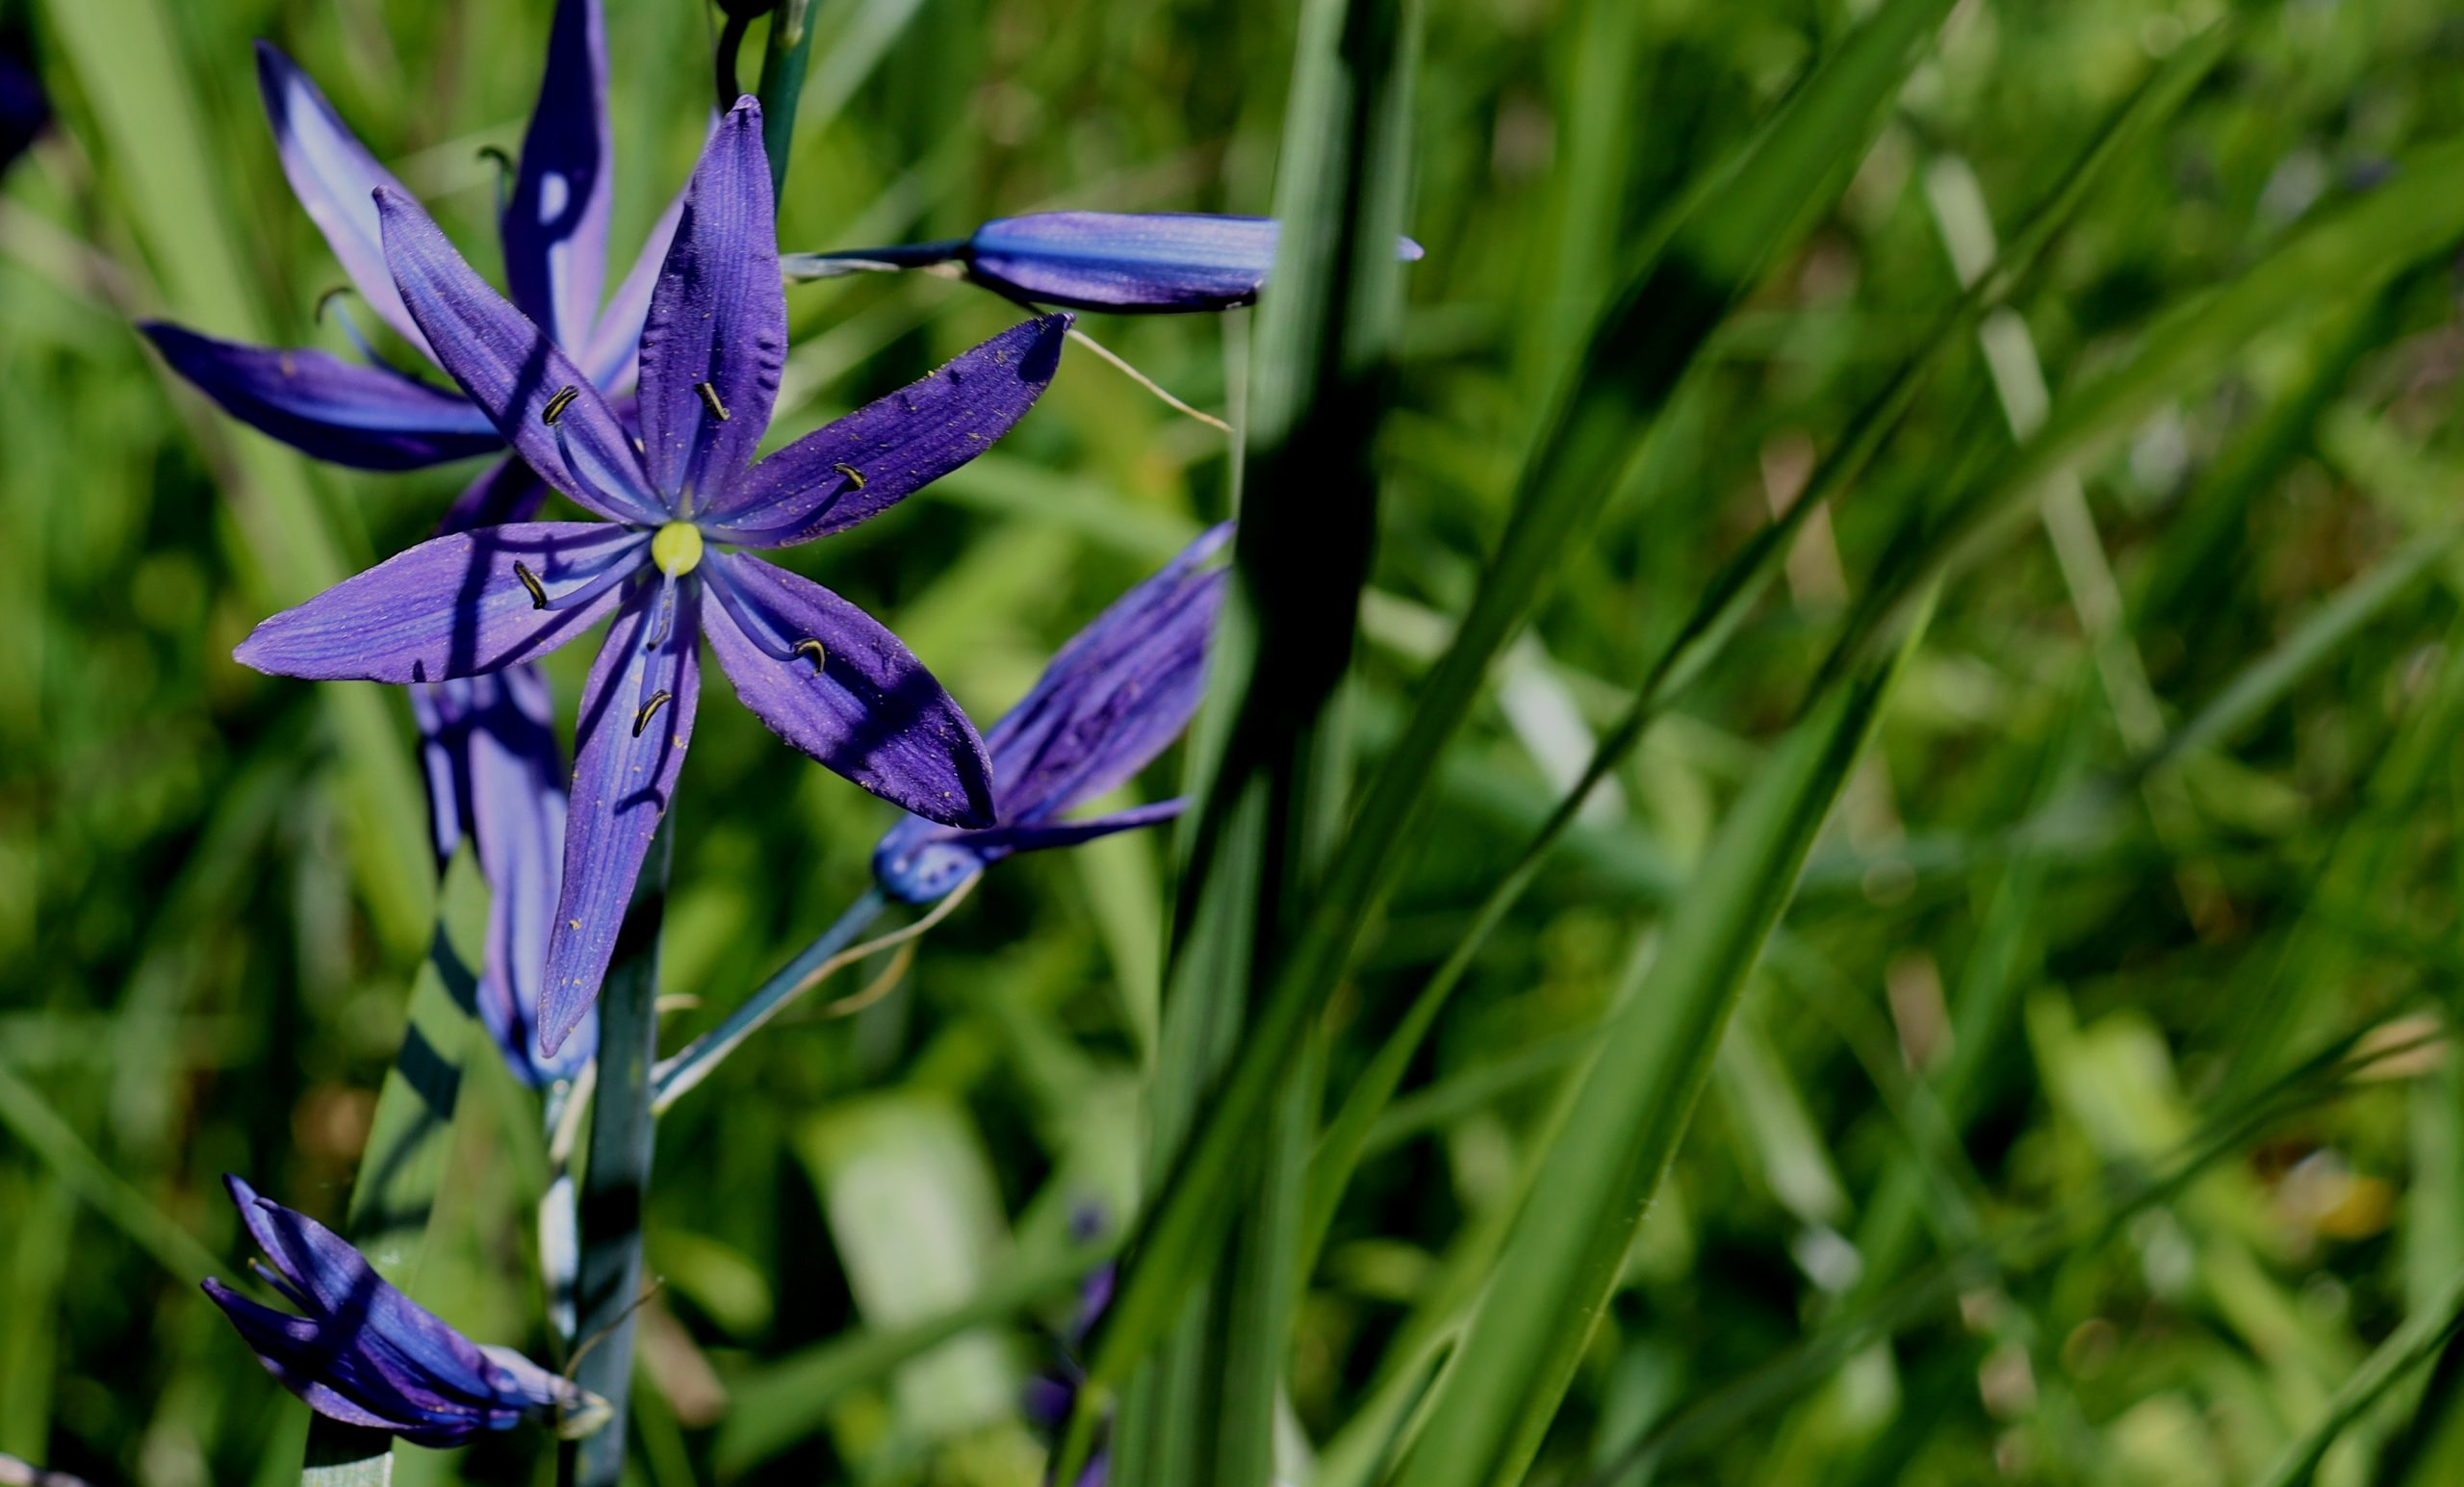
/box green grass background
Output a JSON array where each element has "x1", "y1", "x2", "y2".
[{"x1": 11, "y1": 0, "x2": 2464, "y2": 1482}]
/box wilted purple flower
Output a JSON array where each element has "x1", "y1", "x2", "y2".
[
  {"x1": 204, "y1": 1177, "x2": 604, "y2": 1447},
  {"x1": 237, "y1": 99, "x2": 1063, "y2": 1054},
  {"x1": 410, "y1": 669, "x2": 588, "y2": 1083},
  {"x1": 141, "y1": 0, "x2": 676, "y2": 489},
  {"x1": 786, "y1": 212, "x2": 1424, "y2": 313},
  {"x1": 873, "y1": 523, "x2": 1229, "y2": 904}
]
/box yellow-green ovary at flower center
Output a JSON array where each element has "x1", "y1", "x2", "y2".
[{"x1": 651, "y1": 522, "x2": 704, "y2": 577}]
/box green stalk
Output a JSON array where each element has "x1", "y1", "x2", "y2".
[
  {"x1": 1083, "y1": 0, "x2": 1958, "y2": 1417},
  {"x1": 649, "y1": 888, "x2": 886, "y2": 1113},
  {"x1": 564, "y1": 821, "x2": 676, "y2": 1487},
  {"x1": 757, "y1": 0, "x2": 817, "y2": 194}
]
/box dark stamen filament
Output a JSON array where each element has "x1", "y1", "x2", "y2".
[{"x1": 632, "y1": 690, "x2": 673, "y2": 738}]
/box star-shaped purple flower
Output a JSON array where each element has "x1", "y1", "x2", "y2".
[
  {"x1": 873, "y1": 523, "x2": 1228, "y2": 904},
  {"x1": 204, "y1": 1176, "x2": 603, "y2": 1447},
  {"x1": 236, "y1": 98, "x2": 1065, "y2": 1054},
  {"x1": 137, "y1": 0, "x2": 664, "y2": 1086}
]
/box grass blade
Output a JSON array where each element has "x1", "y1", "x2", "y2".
[
  {"x1": 1102, "y1": 0, "x2": 1417, "y2": 1478},
  {"x1": 1085, "y1": 0, "x2": 1956, "y2": 1422},
  {"x1": 1382, "y1": 602, "x2": 1929, "y2": 1487}
]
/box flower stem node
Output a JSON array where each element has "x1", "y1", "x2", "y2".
[{"x1": 651, "y1": 522, "x2": 704, "y2": 577}]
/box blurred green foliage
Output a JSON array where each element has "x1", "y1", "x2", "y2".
[{"x1": 14, "y1": 0, "x2": 2464, "y2": 1482}]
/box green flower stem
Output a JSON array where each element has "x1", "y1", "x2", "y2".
[
  {"x1": 649, "y1": 888, "x2": 886, "y2": 1115},
  {"x1": 757, "y1": 0, "x2": 817, "y2": 194},
  {"x1": 563, "y1": 820, "x2": 676, "y2": 1487}
]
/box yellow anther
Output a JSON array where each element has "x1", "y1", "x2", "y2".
[
  {"x1": 792, "y1": 638, "x2": 828, "y2": 673},
  {"x1": 542, "y1": 385, "x2": 579, "y2": 425},
  {"x1": 832, "y1": 462, "x2": 866, "y2": 489},
  {"x1": 650, "y1": 522, "x2": 704, "y2": 577},
  {"x1": 512, "y1": 561, "x2": 549, "y2": 609},
  {"x1": 695, "y1": 381, "x2": 730, "y2": 422}
]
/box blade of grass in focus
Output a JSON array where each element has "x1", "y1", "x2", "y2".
[
  {"x1": 1384, "y1": 598, "x2": 1929, "y2": 1487},
  {"x1": 1084, "y1": 0, "x2": 1956, "y2": 1434},
  {"x1": 1298, "y1": 23, "x2": 2229, "y2": 1276},
  {"x1": 1100, "y1": 0, "x2": 1417, "y2": 1479}
]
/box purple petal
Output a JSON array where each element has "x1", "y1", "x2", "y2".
[
  {"x1": 634, "y1": 99, "x2": 782, "y2": 506},
  {"x1": 704, "y1": 552, "x2": 994, "y2": 828},
  {"x1": 468, "y1": 669, "x2": 592, "y2": 1083},
  {"x1": 501, "y1": 0, "x2": 612, "y2": 351},
  {"x1": 254, "y1": 43, "x2": 430, "y2": 355},
  {"x1": 234, "y1": 523, "x2": 644, "y2": 682},
  {"x1": 141, "y1": 321, "x2": 499, "y2": 471},
  {"x1": 221, "y1": 1178, "x2": 501, "y2": 1397},
  {"x1": 705, "y1": 315, "x2": 1069, "y2": 544},
  {"x1": 375, "y1": 187, "x2": 666, "y2": 525},
  {"x1": 202, "y1": 1282, "x2": 426, "y2": 1436},
  {"x1": 963, "y1": 212, "x2": 1424, "y2": 312},
  {"x1": 983, "y1": 525, "x2": 1227, "y2": 820},
  {"x1": 434, "y1": 452, "x2": 552, "y2": 536},
  {"x1": 580, "y1": 172, "x2": 687, "y2": 389},
  {"x1": 538, "y1": 577, "x2": 701, "y2": 1055}
]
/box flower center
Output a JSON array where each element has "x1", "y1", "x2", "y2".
[{"x1": 650, "y1": 522, "x2": 704, "y2": 577}]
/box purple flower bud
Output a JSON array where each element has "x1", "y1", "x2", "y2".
[
  {"x1": 873, "y1": 524, "x2": 1232, "y2": 903},
  {"x1": 203, "y1": 1177, "x2": 604, "y2": 1447},
  {"x1": 788, "y1": 212, "x2": 1424, "y2": 313}
]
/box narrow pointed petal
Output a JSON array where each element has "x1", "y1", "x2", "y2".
[
  {"x1": 635, "y1": 99, "x2": 782, "y2": 505},
  {"x1": 963, "y1": 212, "x2": 1424, "y2": 311},
  {"x1": 579, "y1": 175, "x2": 686, "y2": 389},
  {"x1": 705, "y1": 553, "x2": 994, "y2": 828},
  {"x1": 254, "y1": 43, "x2": 430, "y2": 353},
  {"x1": 235, "y1": 524, "x2": 643, "y2": 682},
  {"x1": 706, "y1": 315, "x2": 1069, "y2": 544},
  {"x1": 469, "y1": 669, "x2": 592, "y2": 1082},
  {"x1": 501, "y1": 0, "x2": 612, "y2": 349},
  {"x1": 141, "y1": 321, "x2": 499, "y2": 470},
  {"x1": 375, "y1": 187, "x2": 666, "y2": 524},
  {"x1": 538, "y1": 578, "x2": 701, "y2": 1055},
  {"x1": 209, "y1": 1177, "x2": 582, "y2": 1444},
  {"x1": 984, "y1": 524, "x2": 1228, "y2": 819}
]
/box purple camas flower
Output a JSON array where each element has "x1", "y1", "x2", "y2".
[
  {"x1": 873, "y1": 524, "x2": 1230, "y2": 904},
  {"x1": 787, "y1": 212, "x2": 1424, "y2": 313},
  {"x1": 236, "y1": 98, "x2": 1065, "y2": 1054},
  {"x1": 204, "y1": 1177, "x2": 604, "y2": 1446},
  {"x1": 137, "y1": 0, "x2": 654, "y2": 1085}
]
